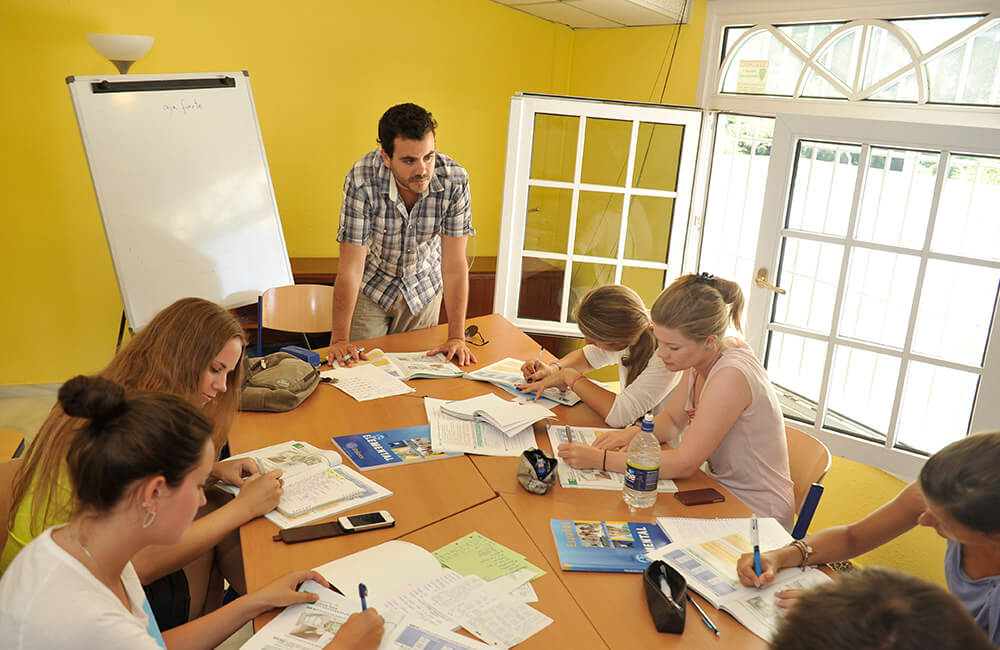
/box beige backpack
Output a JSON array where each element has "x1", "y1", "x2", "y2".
[{"x1": 240, "y1": 352, "x2": 320, "y2": 412}]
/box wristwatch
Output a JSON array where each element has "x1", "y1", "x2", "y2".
[{"x1": 789, "y1": 539, "x2": 813, "y2": 570}]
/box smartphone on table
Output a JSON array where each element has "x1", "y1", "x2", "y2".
[
  {"x1": 273, "y1": 510, "x2": 395, "y2": 544},
  {"x1": 339, "y1": 510, "x2": 395, "y2": 532},
  {"x1": 673, "y1": 488, "x2": 725, "y2": 506}
]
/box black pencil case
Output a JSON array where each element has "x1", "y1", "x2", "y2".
[{"x1": 643, "y1": 560, "x2": 687, "y2": 634}]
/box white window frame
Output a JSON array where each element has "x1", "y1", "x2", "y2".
[
  {"x1": 694, "y1": 0, "x2": 1000, "y2": 476},
  {"x1": 495, "y1": 93, "x2": 702, "y2": 337}
]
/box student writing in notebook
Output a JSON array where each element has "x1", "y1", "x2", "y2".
[
  {"x1": 517, "y1": 285, "x2": 680, "y2": 427},
  {"x1": 558, "y1": 273, "x2": 795, "y2": 529},
  {"x1": 2, "y1": 298, "x2": 282, "y2": 630},
  {"x1": 0, "y1": 376, "x2": 383, "y2": 650},
  {"x1": 738, "y1": 431, "x2": 1000, "y2": 645},
  {"x1": 770, "y1": 567, "x2": 993, "y2": 650}
]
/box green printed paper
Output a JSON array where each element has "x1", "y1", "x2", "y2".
[{"x1": 432, "y1": 531, "x2": 546, "y2": 582}]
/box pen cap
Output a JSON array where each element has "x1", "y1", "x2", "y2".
[{"x1": 643, "y1": 560, "x2": 687, "y2": 634}]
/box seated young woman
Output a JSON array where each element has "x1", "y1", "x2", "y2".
[
  {"x1": 737, "y1": 431, "x2": 1000, "y2": 645},
  {"x1": 2, "y1": 297, "x2": 282, "y2": 629},
  {"x1": 557, "y1": 273, "x2": 795, "y2": 529},
  {"x1": 770, "y1": 567, "x2": 993, "y2": 650},
  {"x1": 0, "y1": 375, "x2": 383, "y2": 649},
  {"x1": 517, "y1": 285, "x2": 679, "y2": 428}
]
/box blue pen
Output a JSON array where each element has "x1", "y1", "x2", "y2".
[
  {"x1": 358, "y1": 583, "x2": 367, "y2": 611},
  {"x1": 751, "y1": 514, "x2": 762, "y2": 582}
]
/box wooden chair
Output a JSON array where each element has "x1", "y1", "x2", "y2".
[
  {"x1": 0, "y1": 429, "x2": 24, "y2": 459},
  {"x1": 0, "y1": 457, "x2": 25, "y2": 560},
  {"x1": 786, "y1": 425, "x2": 832, "y2": 539},
  {"x1": 257, "y1": 284, "x2": 334, "y2": 356}
]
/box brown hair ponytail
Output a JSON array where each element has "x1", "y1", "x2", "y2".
[
  {"x1": 650, "y1": 273, "x2": 745, "y2": 341},
  {"x1": 576, "y1": 285, "x2": 654, "y2": 386}
]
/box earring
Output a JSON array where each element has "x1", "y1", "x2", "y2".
[
  {"x1": 705, "y1": 345, "x2": 712, "y2": 351},
  {"x1": 141, "y1": 502, "x2": 157, "y2": 529}
]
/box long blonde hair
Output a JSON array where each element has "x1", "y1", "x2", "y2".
[
  {"x1": 650, "y1": 273, "x2": 745, "y2": 341},
  {"x1": 576, "y1": 285, "x2": 655, "y2": 386},
  {"x1": 11, "y1": 297, "x2": 246, "y2": 536}
]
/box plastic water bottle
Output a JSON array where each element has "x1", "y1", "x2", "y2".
[{"x1": 623, "y1": 413, "x2": 660, "y2": 510}]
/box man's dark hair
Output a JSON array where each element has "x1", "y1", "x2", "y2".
[
  {"x1": 378, "y1": 103, "x2": 437, "y2": 158},
  {"x1": 771, "y1": 568, "x2": 993, "y2": 650}
]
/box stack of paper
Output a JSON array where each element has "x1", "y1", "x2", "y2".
[
  {"x1": 424, "y1": 397, "x2": 536, "y2": 457},
  {"x1": 440, "y1": 393, "x2": 555, "y2": 437},
  {"x1": 319, "y1": 363, "x2": 415, "y2": 401}
]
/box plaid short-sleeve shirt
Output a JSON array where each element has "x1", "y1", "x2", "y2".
[{"x1": 337, "y1": 149, "x2": 472, "y2": 314}]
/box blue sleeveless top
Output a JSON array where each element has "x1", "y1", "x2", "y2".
[{"x1": 945, "y1": 540, "x2": 1000, "y2": 644}]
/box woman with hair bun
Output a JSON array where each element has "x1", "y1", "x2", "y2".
[
  {"x1": 0, "y1": 376, "x2": 383, "y2": 649},
  {"x1": 738, "y1": 431, "x2": 1000, "y2": 645},
  {"x1": 559, "y1": 273, "x2": 795, "y2": 529},
  {"x1": 518, "y1": 285, "x2": 679, "y2": 428},
  {"x1": 3, "y1": 297, "x2": 282, "y2": 629}
]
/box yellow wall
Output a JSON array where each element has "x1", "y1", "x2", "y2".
[{"x1": 0, "y1": 0, "x2": 571, "y2": 384}]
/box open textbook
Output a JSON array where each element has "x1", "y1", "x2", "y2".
[
  {"x1": 331, "y1": 348, "x2": 464, "y2": 380},
  {"x1": 424, "y1": 398, "x2": 536, "y2": 457},
  {"x1": 649, "y1": 517, "x2": 832, "y2": 642},
  {"x1": 546, "y1": 424, "x2": 678, "y2": 492},
  {"x1": 441, "y1": 393, "x2": 555, "y2": 437},
  {"x1": 217, "y1": 440, "x2": 392, "y2": 528},
  {"x1": 464, "y1": 357, "x2": 582, "y2": 406}
]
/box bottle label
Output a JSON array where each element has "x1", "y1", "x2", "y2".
[{"x1": 624, "y1": 463, "x2": 659, "y2": 492}]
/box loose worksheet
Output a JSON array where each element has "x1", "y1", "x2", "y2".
[{"x1": 320, "y1": 364, "x2": 415, "y2": 401}]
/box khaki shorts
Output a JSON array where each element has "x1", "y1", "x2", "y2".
[{"x1": 349, "y1": 290, "x2": 443, "y2": 341}]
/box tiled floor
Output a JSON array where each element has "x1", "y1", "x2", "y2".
[{"x1": 0, "y1": 383, "x2": 253, "y2": 648}]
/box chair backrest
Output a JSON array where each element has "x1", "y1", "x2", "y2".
[
  {"x1": 0, "y1": 457, "x2": 25, "y2": 560},
  {"x1": 260, "y1": 284, "x2": 334, "y2": 333},
  {"x1": 0, "y1": 429, "x2": 24, "y2": 460},
  {"x1": 785, "y1": 425, "x2": 832, "y2": 511}
]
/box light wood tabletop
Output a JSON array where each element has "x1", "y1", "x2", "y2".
[{"x1": 229, "y1": 313, "x2": 770, "y2": 648}]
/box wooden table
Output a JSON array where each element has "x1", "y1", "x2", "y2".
[{"x1": 230, "y1": 314, "x2": 764, "y2": 648}]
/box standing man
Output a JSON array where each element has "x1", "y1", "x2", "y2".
[{"x1": 330, "y1": 103, "x2": 476, "y2": 366}]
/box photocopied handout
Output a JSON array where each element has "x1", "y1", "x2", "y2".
[
  {"x1": 320, "y1": 363, "x2": 415, "y2": 401},
  {"x1": 547, "y1": 424, "x2": 678, "y2": 492},
  {"x1": 424, "y1": 397, "x2": 536, "y2": 457}
]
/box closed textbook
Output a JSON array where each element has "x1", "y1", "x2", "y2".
[{"x1": 551, "y1": 519, "x2": 671, "y2": 573}]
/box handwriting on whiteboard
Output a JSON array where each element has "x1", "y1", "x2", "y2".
[{"x1": 162, "y1": 97, "x2": 204, "y2": 115}]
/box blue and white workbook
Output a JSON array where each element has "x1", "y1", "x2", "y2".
[
  {"x1": 551, "y1": 519, "x2": 671, "y2": 573},
  {"x1": 332, "y1": 425, "x2": 461, "y2": 471}
]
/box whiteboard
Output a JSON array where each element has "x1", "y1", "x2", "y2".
[{"x1": 67, "y1": 71, "x2": 293, "y2": 329}]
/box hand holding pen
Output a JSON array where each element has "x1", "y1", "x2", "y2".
[{"x1": 751, "y1": 514, "x2": 762, "y2": 585}]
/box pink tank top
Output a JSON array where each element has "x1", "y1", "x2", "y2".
[{"x1": 685, "y1": 346, "x2": 795, "y2": 530}]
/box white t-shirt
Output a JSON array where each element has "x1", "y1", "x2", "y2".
[
  {"x1": 0, "y1": 527, "x2": 166, "y2": 649},
  {"x1": 582, "y1": 344, "x2": 679, "y2": 428}
]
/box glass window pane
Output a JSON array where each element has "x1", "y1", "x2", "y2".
[
  {"x1": 927, "y1": 21, "x2": 1000, "y2": 106},
  {"x1": 801, "y1": 70, "x2": 847, "y2": 99},
  {"x1": 721, "y1": 29, "x2": 804, "y2": 96},
  {"x1": 580, "y1": 118, "x2": 631, "y2": 187},
  {"x1": 816, "y1": 26, "x2": 861, "y2": 88},
  {"x1": 838, "y1": 248, "x2": 919, "y2": 349},
  {"x1": 624, "y1": 195, "x2": 672, "y2": 263},
  {"x1": 786, "y1": 141, "x2": 860, "y2": 236},
  {"x1": 931, "y1": 154, "x2": 1000, "y2": 262},
  {"x1": 772, "y1": 238, "x2": 844, "y2": 334},
  {"x1": 765, "y1": 331, "x2": 828, "y2": 425},
  {"x1": 723, "y1": 26, "x2": 752, "y2": 58},
  {"x1": 868, "y1": 69, "x2": 919, "y2": 103},
  {"x1": 912, "y1": 260, "x2": 1000, "y2": 366},
  {"x1": 574, "y1": 191, "x2": 622, "y2": 258},
  {"x1": 778, "y1": 22, "x2": 840, "y2": 54},
  {"x1": 896, "y1": 362, "x2": 978, "y2": 454},
  {"x1": 861, "y1": 27, "x2": 911, "y2": 90},
  {"x1": 856, "y1": 148, "x2": 936, "y2": 249},
  {"x1": 632, "y1": 123, "x2": 682, "y2": 192},
  {"x1": 567, "y1": 262, "x2": 616, "y2": 323},
  {"x1": 700, "y1": 115, "x2": 774, "y2": 301},
  {"x1": 529, "y1": 114, "x2": 578, "y2": 182},
  {"x1": 892, "y1": 16, "x2": 983, "y2": 54},
  {"x1": 518, "y1": 258, "x2": 565, "y2": 321},
  {"x1": 524, "y1": 186, "x2": 571, "y2": 253},
  {"x1": 824, "y1": 346, "x2": 900, "y2": 440},
  {"x1": 620, "y1": 267, "x2": 667, "y2": 306}
]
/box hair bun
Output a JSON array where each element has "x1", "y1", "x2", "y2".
[{"x1": 58, "y1": 375, "x2": 127, "y2": 424}]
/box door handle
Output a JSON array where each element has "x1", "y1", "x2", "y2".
[{"x1": 755, "y1": 268, "x2": 786, "y2": 295}]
